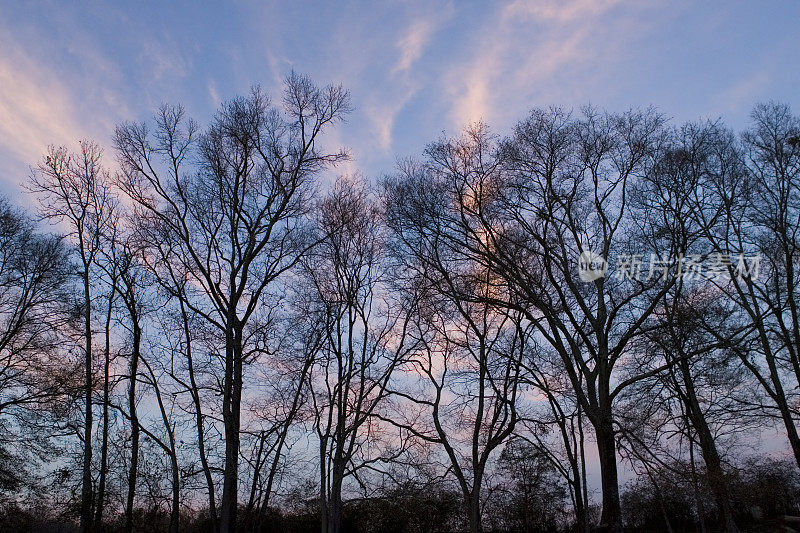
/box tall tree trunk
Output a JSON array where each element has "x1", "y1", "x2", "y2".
[
  {"x1": 95, "y1": 285, "x2": 114, "y2": 528},
  {"x1": 169, "y1": 446, "x2": 180, "y2": 533},
  {"x1": 327, "y1": 435, "x2": 342, "y2": 533},
  {"x1": 180, "y1": 299, "x2": 218, "y2": 531},
  {"x1": 677, "y1": 358, "x2": 739, "y2": 532},
  {"x1": 578, "y1": 404, "x2": 590, "y2": 533},
  {"x1": 125, "y1": 322, "x2": 141, "y2": 533},
  {"x1": 594, "y1": 412, "x2": 621, "y2": 533},
  {"x1": 79, "y1": 273, "x2": 94, "y2": 533},
  {"x1": 688, "y1": 434, "x2": 709, "y2": 533},
  {"x1": 220, "y1": 323, "x2": 243, "y2": 533},
  {"x1": 569, "y1": 457, "x2": 586, "y2": 532},
  {"x1": 327, "y1": 454, "x2": 347, "y2": 533},
  {"x1": 767, "y1": 355, "x2": 800, "y2": 468},
  {"x1": 557, "y1": 398, "x2": 586, "y2": 532},
  {"x1": 467, "y1": 489, "x2": 482, "y2": 533},
  {"x1": 328, "y1": 478, "x2": 343, "y2": 533}
]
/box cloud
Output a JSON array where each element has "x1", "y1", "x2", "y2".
[
  {"x1": 0, "y1": 42, "x2": 93, "y2": 169},
  {"x1": 504, "y1": 0, "x2": 621, "y2": 23},
  {"x1": 443, "y1": 0, "x2": 640, "y2": 130},
  {"x1": 139, "y1": 36, "x2": 188, "y2": 84},
  {"x1": 208, "y1": 80, "x2": 222, "y2": 108},
  {"x1": 0, "y1": 21, "x2": 131, "y2": 195},
  {"x1": 393, "y1": 18, "x2": 438, "y2": 76},
  {"x1": 364, "y1": 10, "x2": 450, "y2": 154}
]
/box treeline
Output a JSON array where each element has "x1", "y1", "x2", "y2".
[{"x1": 1, "y1": 74, "x2": 800, "y2": 533}]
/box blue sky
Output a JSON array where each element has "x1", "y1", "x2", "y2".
[{"x1": 1, "y1": 0, "x2": 799, "y2": 204}]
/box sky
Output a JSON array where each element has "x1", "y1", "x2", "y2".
[{"x1": 1, "y1": 0, "x2": 799, "y2": 206}]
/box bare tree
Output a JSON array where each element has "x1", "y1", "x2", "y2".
[
  {"x1": 688, "y1": 105, "x2": 800, "y2": 469},
  {"x1": 114, "y1": 74, "x2": 350, "y2": 532},
  {"x1": 619, "y1": 288, "x2": 749, "y2": 533},
  {"x1": 515, "y1": 345, "x2": 592, "y2": 532},
  {"x1": 482, "y1": 108, "x2": 678, "y2": 532},
  {"x1": 112, "y1": 240, "x2": 148, "y2": 533},
  {"x1": 7, "y1": 74, "x2": 800, "y2": 533},
  {"x1": 300, "y1": 177, "x2": 412, "y2": 533},
  {"x1": 0, "y1": 197, "x2": 72, "y2": 493},
  {"x1": 622, "y1": 124, "x2": 759, "y2": 532},
  {"x1": 93, "y1": 230, "x2": 120, "y2": 530},
  {"x1": 0, "y1": 197, "x2": 71, "y2": 415},
  {"x1": 384, "y1": 143, "x2": 527, "y2": 533},
  {"x1": 28, "y1": 142, "x2": 116, "y2": 532},
  {"x1": 384, "y1": 110, "x2": 675, "y2": 531}
]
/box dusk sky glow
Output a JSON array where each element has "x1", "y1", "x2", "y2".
[{"x1": 2, "y1": 1, "x2": 799, "y2": 202}]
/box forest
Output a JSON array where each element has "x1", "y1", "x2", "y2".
[{"x1": 1, "y1": 74, "x2": 800, "y2": 533}]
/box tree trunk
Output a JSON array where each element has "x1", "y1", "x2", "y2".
[
  {"x1": 328, "y1": 485, "x2": 342, "y2": 533},
  {"x1": 767, "y1": 356, "x2": 800, "y2": 469},
  {"x1": 677, "y1": 359, "x2": 739, "y2": 532},
  {"x1": 467, "y1": 489, "x2": 482, "y2": 533},
  {"x1": 570, "y1": 464, "x2": 587, "y2": 532},
  {"x1": 688, "y1": 435, "x2": 709, "y2": 533},
  {"x1": 700, "y1": 440, "x2": 738, "y2": 532},
  {"x1": 170, "y1": 447, "x2": 180, "y2": 533},
  {"x1": 79, "y1": 274, "x2": 93, "y2": 533},
  {"x1": 578, "y1": 405, "x2": 590, "y2": 533},
  {"x1": 220, "y1": 324, "x2": 243, "y2": 533},
  {"x1": 95, "y1": 288, "x2": 114, "y2": 528},
  {"x1": 125, "y1": 322, "x2": 141, "y2": 533},
  {"x1": 559, "y1": 401, "x2": 587, "y2": 532},
  {"x1": 328, "y1": 457, "x2": 346, "y2": 533},
  {"x1": 594, "y1": 414, "x2": 621, "y2": 532},
  {"x1": 779, "y1": 399, "x2": 800, "y2": 468},
  {"x1": 180, "y1": 299, "x2": 218, "y2": 531}
]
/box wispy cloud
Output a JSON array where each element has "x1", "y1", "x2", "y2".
[
  {"x1": 0, "y1": 10, "x2": 190, "y2": 193},
  {"x1": 443, "y1": 0, "x2": 640, "y2": 130},
  {"x1": 208, "y1": 80, "x2": 222, "y2": 108},
  {"x1": 1, "y1": 0, "x2": 795, "y2": 198},
  {"x1": 365, "y1": 26, "x2": 433, "y2": 152},
  {"x1": 365, "y1": 9, "x2": 451, "y2": 153},
  {"x1": 504, "y1": 0, "x2": 621, "y2": 23},
  {"x1": 392, "y1": 18, "x2": 438, "y2": 77},
  {"x1": 0, "y1": 39, "x2": 95, "y2": 168}
]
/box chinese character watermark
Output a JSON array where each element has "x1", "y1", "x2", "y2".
[{"x1": 576, "y1": 251, "x2": 761, "y2": 283}]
